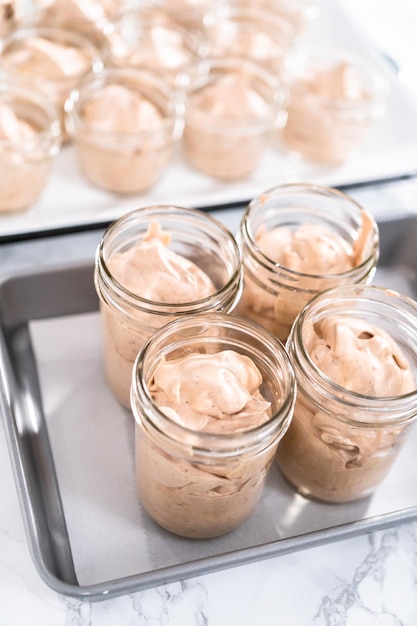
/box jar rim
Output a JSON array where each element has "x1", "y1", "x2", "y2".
[
  {"x1": 202, "y1": 2, "x2": 297, "y2": 44},
  {"x1": 0, "y1": 25, "x2": 102, "y2": 85},
  {"x1": 106, "y1": 6, "x2": 200, "y2": 48},
  {"x1": 283, "y1": 44, "x2": 389, "y2": 106},
  {"x1": 240, "y1": 181, "x2": 379, "y2": 280},
  {"x1": 0, "y1": 78, "x2": 62, "y2": 152},
  {"x1": 65, "y1": 65, "x2": 179, "y2": 141},
  {"x1": 95, "y1": 204, "x2": 242, "y2": 313},
  {"x1": 180, "y1": 55, "x2": 288, "y2": 131}
]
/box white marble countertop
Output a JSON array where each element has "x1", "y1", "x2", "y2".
[{"x1": 2, "y1": 1, "x2": 417, "y2": 624}]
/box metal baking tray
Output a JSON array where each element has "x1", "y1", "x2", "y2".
[{"x1": 1, "y1": 212, "x2": 417, "y2": 602}]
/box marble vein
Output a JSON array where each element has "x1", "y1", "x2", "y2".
[{"x1": 313, "y1": 526, "x2": 417, "y2": 626}]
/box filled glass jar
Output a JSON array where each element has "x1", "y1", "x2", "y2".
[
  {"x1": 131, "y1": 312, "x2": 296, "y2": 538},
  {"x1": 279, "y1": 45, "x2": 389, "y2": 165},
  {"x1": 66, "y1": 66, "x2": 181, "y2": 194},
  {"x1": 236, "y1": 182, "x2": 379, "y2": 342},
  {"x1": 276, "y1": 283, "x2": 417, "y2": 503},
  {"x1": 0, "y1": 26, "x2": 101, "y2": 141},
  {"x1": 94, "y1": 205, "x2": 242, "y2": 408},
  {"x1": 102, "y1": 8, "x2": 200, "y2": 87},
  {"x1": 0, "y1": 79, "x2": 61, "y2": 213},
  {"x1": 181, "y1": 56, "x2": 287, "y2": 180}
]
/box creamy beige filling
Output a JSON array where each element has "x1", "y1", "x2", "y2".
[
  {"x1": 275, "y1": 316, "x2": 415, "y2": 502},
  {"x1": 101, "y1": 222, "x2": 217, "y2": 407},
  {"x1": 107, "y1": 220, "x2": 215, "y2": 302},
  {"x1": 38, "y1": 0, "x2": 119, "y2": 23},
  {"x1": 256, "y1": 223, "x2": 355, "y2": 275},
  {"x1": 304, "y1": 316, "x2": 415, "y2": 397},
  {"x1": 81, "y1": 84, "x2": 164, "y2": 134},
  {"x1": 0, "y1": 102, "x2": 36, "y2": 141},
  {"x1": 282, "y1": 60, "x2": 374, "y2": 163},
  {"x1": 109, "y1": 24, "x2": 193, "y2": 71},
  {"x1": 3, "y1": 36, "x2": 91, "y2": 78},
  {"x1": 188, "y1": 72, "x2": 270, "y2": 122},
  {"x1": 150, "y1": 350, "x2": 271, "y2": 433},
  {"x1": 135, "y1": 348, "x2": 273, "y2": 537},
  {"x1": 297, "y1": 61, "x2": 370, "y2": 102},
  {"x1": 0, "y1": 101, "x2": 51, "y2": 213},
  {"x1": 237, "y1": 216, "x2": 376, "y2": 341},
  {"x1": 205, "y1": 21, "x2": 285, "y2": 63}
]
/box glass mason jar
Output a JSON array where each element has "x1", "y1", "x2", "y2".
[
  {"x1": 238, "y1": 0, "x2": 318, "y2": 37},
  {"x1": 102, "y1": 8, "x2": 200, "y2": 87},
  {"x1": 201, "y1": 0, "x2": 297, "y2": 76},
  {"x1": 0, "y1": 26, "x2": 101, "y2": 142},
  {"x1": 140, "y1": 0, "x2": 213, "y2": 33},
  {"x1": 32, "y1": 0, "x2": 124, "y2": 48},
  {"x1": 277, "y1": 284, "x2": 417, "y2": 503},
  {"x1": 66, "y1": 66, "x2": 181, "y2": 194},
  {"x1": 181, "y1": 56, "x2": 287, "y2": 180},
  {"x1": 94, "y1": 205, "x2": 242, "y2": 408},
  {"x1": 131, "y1": 312, "x2": 296, "y2": 538},
  {"x1": 279, "y1": 45, "x2": 389, "y2": 165},
  {"x1": 0, "y1": 79, "x2": 61, "y2": 213},
  {"x1": 236, "y1": 182, "x2": 379, "y2": 343}
]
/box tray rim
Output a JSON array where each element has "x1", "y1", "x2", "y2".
[
  {"x1": 2, "y1": 214, "x2": 417, "y2": 601},
  {"x1": 1, "y1": 172, "x2": 417, "y2": 245}
]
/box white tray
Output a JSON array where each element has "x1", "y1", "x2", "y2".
[{"x1": 1, "y1": 0, "x2": 417, "y2": 239}]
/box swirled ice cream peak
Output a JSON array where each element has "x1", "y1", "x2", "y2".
[
  {"x1": 257, "y1": 224, "x2": 353, "y2": 274},
  {"x1": 0, "y1": 102, "x2": 36, "y2": 141},
  {"x1": 256, "y1": 211, "x2": 374, "y2": 274},
  {"x1": 191, "y1": 72, "x2": 269, "y2": 120},
  {"x1": 304, "y1": 316, "x2": 415, "y2": 397},
  {"x1": 82, "y1": 84, "x2": 164, "y2": 133},
  {"x1": 107, "y1": 220, "x2": 215, "y2": 302},
  {"x1": 43, "y1": 0, "x2": 117, "y2": 24},
  {"x1": 110, "y1": 24, "x2": 192, "y2": 71},
  {"x1": 5, "y1": 36, "x2": 90, "y2": 77},
  {"x1": 300, "y1": 61, "x2": 370, "y2": 102},
  {"x1": 150, "y1": 350, "x2": 271, "y2": 433}
]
